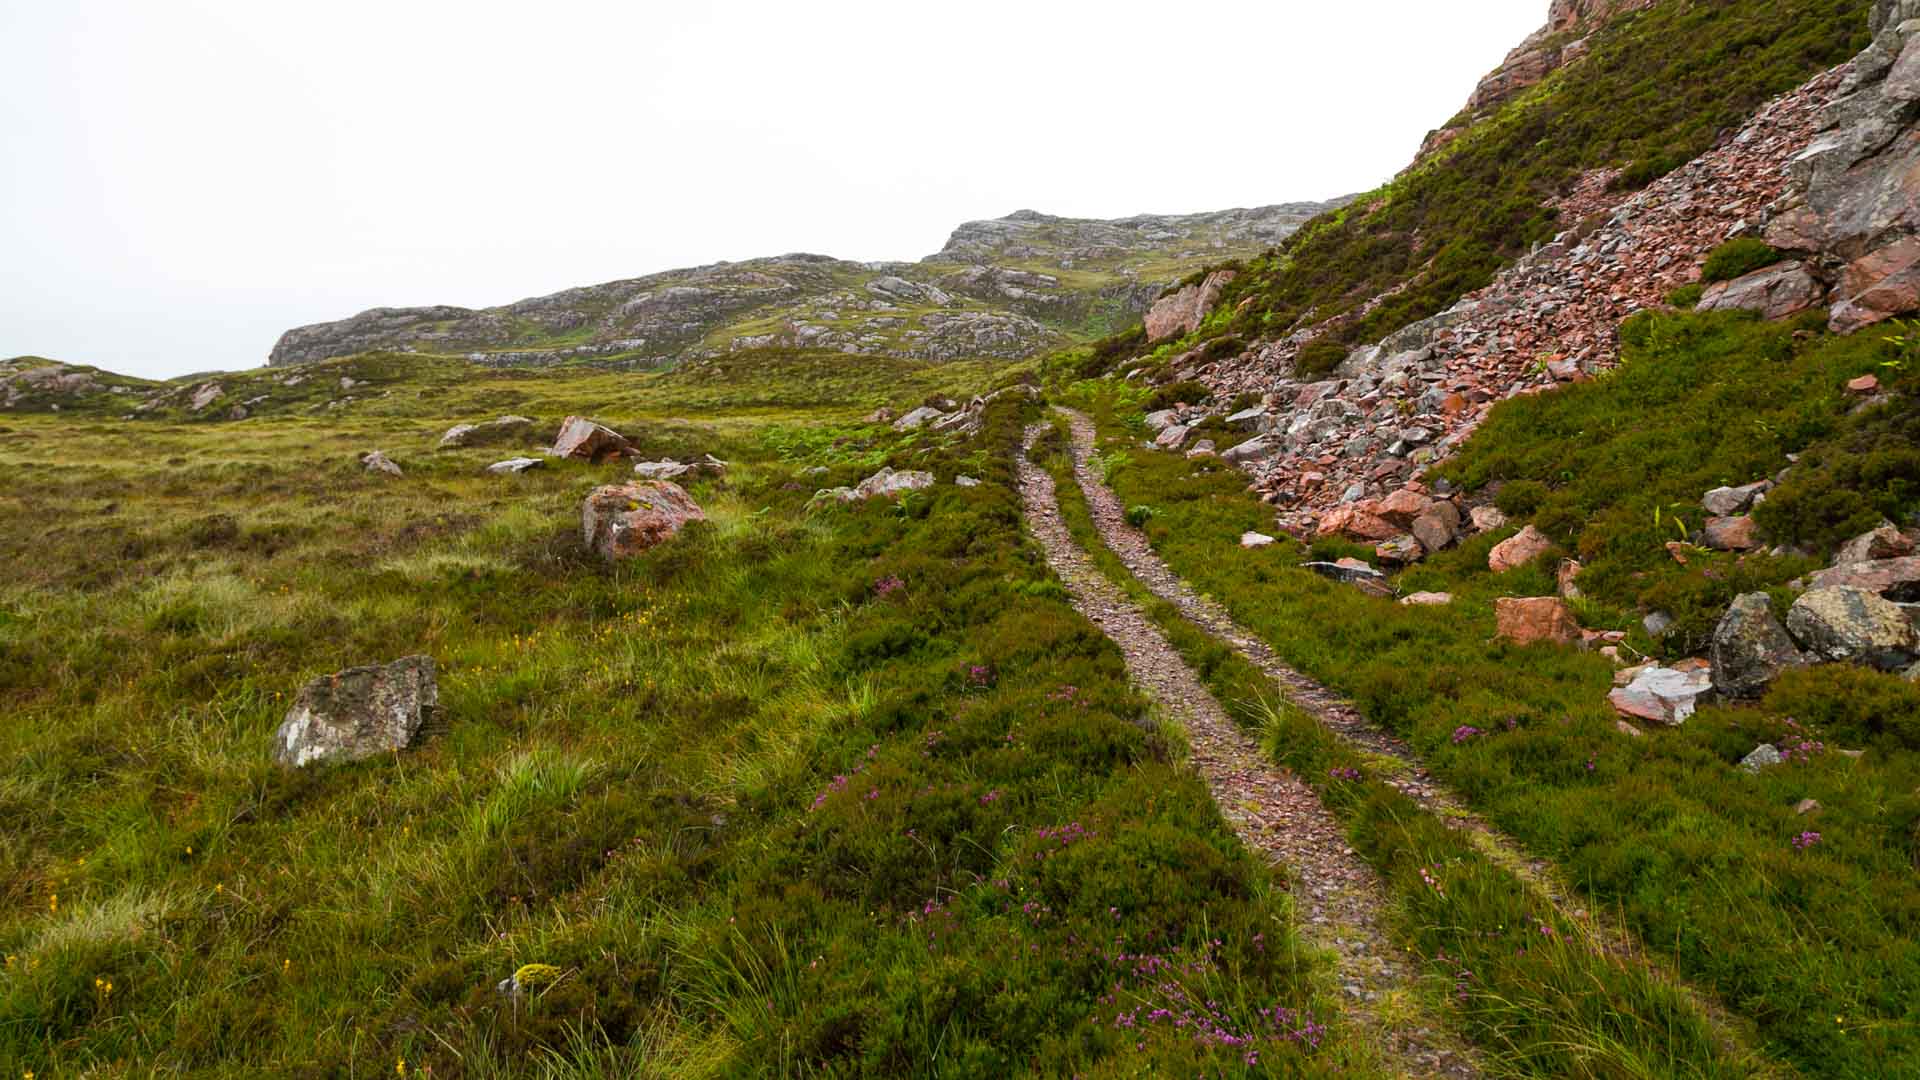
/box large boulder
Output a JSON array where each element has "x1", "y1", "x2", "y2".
[
  {"x1": 553, "y1": 416, "x2": 632, "y2": 461},
  {"x1": 1375, "y1": 489, "x2": 1435, "y2": 527},
  {"x1": 1786, "y1": 585, "x2": 1920, "y2": 669},
  {"x1": 1145, "y1": 270, "x2": 1236, "y2": 343},
  {"x1": 1489, "y1": 525, "x2": 1554, "y2": 573},
  {"x1": 1808, "y1": 555, "x2": 1920, "y2": 601},
  {"x1": 1608, "y1": 663, "x2": 1713, "y2": 726},
  {"x1": 438, "y1": 415, "x2": 534, "y2": 449},
  {"x1": 1495, "y1": 596, "x2": 1582, "y2": 646},
  {"x1": 1695, "y1": 262, "x2": 1826, "y2": 320},
  {"x1": 582, "y1": 481, "x2": 706, "y2": 560},
  {"x1": 273, "y1": 656, "x2": 439, "y2": 768},
  {"x1": 1710, "y1": 593, "x2": 1809, "y2": 698}
]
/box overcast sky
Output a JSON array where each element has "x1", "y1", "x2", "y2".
[{"x1": 0, "y1": 1, "x2": 1544, "y2": 379}]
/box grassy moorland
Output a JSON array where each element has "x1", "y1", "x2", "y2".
[
  {"x1": 0, "y1": 357, "x2": 1373, "y2": 1076},
  {"x1": 1062, "y1": 309, "x2": 1920, "y2": 1076}
]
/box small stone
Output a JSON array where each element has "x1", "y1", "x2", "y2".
[
  {"x1": 1489, "y1": 525, "x2": 1553, "y2": 573},
  {"x1": 486, "y1": 457, "x2": 544, "y2": 475},
  {"x1": 360, "y1": 451, "x2": 402, "y2": 477},
  {"x1": 1702, "y1": 481, "x2": 1770, "y2": 517},
  {"x1": 1241, "y1": 531, "x2": 1277, "y2": 548},
  {"x1": 1400, "y1": 591, "x2": 1455, "y2": 606},
  {"x1": 1703, "y1": 515, "x2": 1762, "y2": 551},
  {"x1": 956, "y1": 475, "x2": 981, "y2": 488},
  {"x1": 1375, "y1": 534, "x2": 1426, "y2": 565},
  {"x1": 1615, "y1": 720, "x2": 1644, "y2": 738},
  {"x1": 1556, "y1": 558, "x2": 1583, "y2": 599},
  {"x1": 1495, "y1": 596, "x2": 1583, "y2": 646},
  {"x1": 1849, "y1": 374, "x2": 1881, "y2": 394},
  {"x1": 1739, "y1": 743, "x2": 1784, "y2": 773},
  {"x1": 1794, "y1": 798, "x2": 1822, "y2": 816},
  {"x1": 1608, "y1": 664, "x2": 1713, "y2": 726}
]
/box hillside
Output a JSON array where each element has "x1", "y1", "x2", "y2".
[
  {"x1": 266, "y1": 202, "x2": 1348, "y2": 369},
  {"x1": 15, "y1": 1, "x2": 1920, "y2": 1077}
]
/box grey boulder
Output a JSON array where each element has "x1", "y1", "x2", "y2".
[
  {"x1": 274, "y1": 656, "x2": 439, "y2": 768},
  {"x1": 1710, "y1": 593, "x2": 1808, "y2": 698}
]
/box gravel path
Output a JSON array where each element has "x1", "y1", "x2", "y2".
[
  {"x1": 1045, "y1": 405, "x2": 1771, "y2": 1068},
  {"x1": 1017, "y1": 422, "x2": 1482, "y2": 1079}
]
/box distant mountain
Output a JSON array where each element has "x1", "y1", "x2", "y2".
[{"x1": 265, "y1": 201, "x2": 1352, "y2": 368}]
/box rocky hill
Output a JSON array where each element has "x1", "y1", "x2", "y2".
[{"x1": 267, "y1": 202, "x2": 1349, "y2": 369}]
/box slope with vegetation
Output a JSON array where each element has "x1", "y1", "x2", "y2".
[{"x1": 264, "y1": 202, "x2": 1348, "y2": 370}]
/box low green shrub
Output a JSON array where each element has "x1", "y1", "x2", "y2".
[{"x1": 1701, "y1": 238, "x2": 1789, "y2": 284}]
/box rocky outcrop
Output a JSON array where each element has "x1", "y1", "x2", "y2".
[
  {"x1": 581, "y1": 481, "x2": 706, "y2": 560},
  {"x1": 273, "y1": 656, "x2": 439, "y2": 767},
  {"x1": 1764, "y1": 0, "x2": 1920, "y2": 332},
  {"x1": 268, "y1": 203, "x2": 1350, "y2": 369},
  {"x1": 1145, "y1": 271, "x2": 1237, "y2": 343},
  {"x1": 1207, "y1": 54, "x2": 1850, "y2": 532}
]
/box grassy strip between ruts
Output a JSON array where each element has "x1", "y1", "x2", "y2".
[
  {"x1": 1062, "y1": 331, "x2": 1920, "y2": 1075},
  {"x1": 1, "y1": 381, "x2": 1370, "y2": 1076},
  {"x1": 1032, "y1": 418, "x2": 1765, "y2": 1079}
]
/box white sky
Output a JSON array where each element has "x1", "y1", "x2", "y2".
[{"x1": 0, "y1": 0, "x2": 1544, "y2": 379}]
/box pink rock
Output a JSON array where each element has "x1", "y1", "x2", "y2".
[
  {"x1": 1377, "y1": 488, "x2": 1435, "y2": 527},
  {"x1": 553, "y1": 416, "x2": 633, "y2": 461},
  {"x1": 1702, "y1": 515, "x2": 1761, "y2": 551},
  {"x1": 1145, "y1": 270, "x2": 1237, "y2": 343},
  {"x1": 1557, "y1": 558, "x2": 1583, "y2": 599},
  {"x1": 1807, "y1": 556, "x2": 1920, "y2": 601},
  {"x1": 1848, "y1": 374, "x2": 1881, "y2": 394},
  {"x1": 1317, "y1": 505, "x2": 1401, "y2": 543},
  {"x1": 582, "y1": 481, "x2": 705, "y2": 560},
  {"x1": 1489, "y1": 525, "x2": 1554, "y2": 573},
  {"x1": 1495, "y1": 596, "x2": 1583, "y2": 646}
]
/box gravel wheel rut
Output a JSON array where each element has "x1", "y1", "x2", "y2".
[
  {"x1": 1042, "y1": 405, "x2": 1772, "y2": 1070},
  {"x1": 1017, "y1": 421, "x2": 1483, "y2": 1078}
]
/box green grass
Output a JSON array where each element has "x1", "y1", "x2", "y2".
[
  {"x1": 1065, "y1": 309, "x2": 1920, "y2": 1075},
  {"x1": 1033, "y1": 419, "x2": 1772, "y2": 1078},
  {"x1": 0, "y1": 360, "x2": 1371, "y2": 1076}
]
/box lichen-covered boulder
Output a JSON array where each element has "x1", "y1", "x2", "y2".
[
  {"x1": 1786, "y1": 585, "x2": 1920, "y2": 669},
  {"x1": 273, "y1": 656, "x2": 439, "y2": 767},
  {"x1": 1710, "y1": 593, "x2": 1808, "y2": 698},
  {"x1": 582, "y1": 481, "x2": 705, "y2": 560}
]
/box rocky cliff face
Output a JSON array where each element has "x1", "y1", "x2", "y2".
[{"x1": 268, "y1": 202, "x2": 1348, "y2": 368}]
